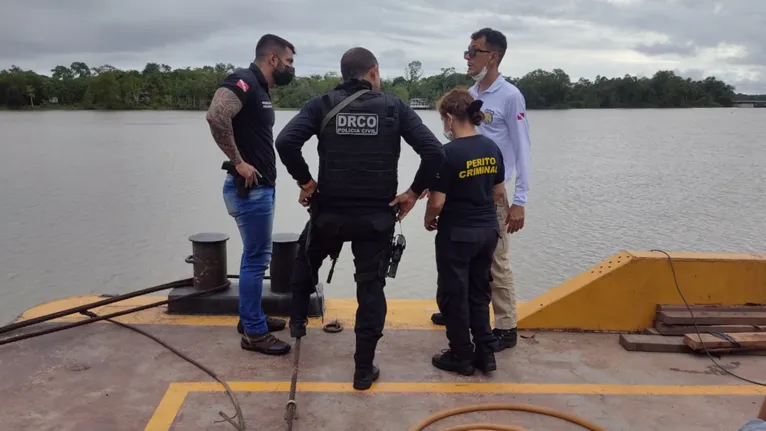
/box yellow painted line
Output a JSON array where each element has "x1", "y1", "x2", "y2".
[
  {"x1": 177, "y1": 381, "x2": 766, "y2": 395},
  {"x1": 18, "y1": 296, "x2": 531, "y2": 330},
  {"x1": 144, "y1": 383, "x2": 189, "y2": 431},
  {"x1": 145, "y1": 380, "x2": 766, "y2": 430}
]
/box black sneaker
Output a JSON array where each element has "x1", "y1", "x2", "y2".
[
  {"x1": 431, "y1": 350, "x2": 474, "y2": 376},
  {"x1": 267, "y1": 317, "x2": 287, "y2": 332},
  {"x1": 240, "y1": 332, "x2": 291, "y2": 356},
  {"x1": 490, "y1": 328, "x2": 517, "y2": 352},
  {"x1": 237, "y1": 317, "x2": 286, "y2": 334},
  {"x1": 430, "y1": 313, "x2": 446, "y2": 326},
  {"x1": 353, "y1": 365, "x2": 380, "y2": 391}
]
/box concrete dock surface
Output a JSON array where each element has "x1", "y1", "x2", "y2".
[{"x1": 1, "y1": 321, "x2": 764, "y2": 430}]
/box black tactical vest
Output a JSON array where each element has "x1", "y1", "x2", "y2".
[{"x1": 317, "y1": 90, "x2": 401, "y2": 204}]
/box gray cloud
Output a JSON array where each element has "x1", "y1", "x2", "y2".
[
  {"x1": 1, "y1": 0, "x2": 764, "y2": 93},
  {"x1": 635, "y1": 41, "x2": 699, "y2": 57}
]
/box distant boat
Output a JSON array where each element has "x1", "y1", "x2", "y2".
[
  {"x1": 409, "y1": 98, "x2": 432, "y2": 110},
  {"x1": 732, "y1": 99, "x2": 766, "y2": 108}
]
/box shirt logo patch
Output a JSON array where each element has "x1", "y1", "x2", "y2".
[
  {"x1": 262, "y1": 101, "x2": 273, "y2": 109},
  {"x1": 236, "y1": 79, "x2": 249, "y2": 92},
  {"x1": 336, "y1": 113, "x2": 379, "y2": 136},
  {"x1": 459, "y1": 156, "x2": 499, "y2": 179},
  {"x1": 482, "y1": 109, "x2": 495, "y2": 124},
  {"x1": 517, "y1": 112, "x2": 526, "y2": 121}
]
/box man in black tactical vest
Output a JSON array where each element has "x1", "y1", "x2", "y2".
[{"x1": 274, "y1": 47, "x2": 444, "y2": 390}]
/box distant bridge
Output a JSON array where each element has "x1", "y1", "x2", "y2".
[{"x1": 732, "y1": 99, "x2": 766, "y2": 108}]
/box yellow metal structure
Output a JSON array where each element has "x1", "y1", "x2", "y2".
[{"x1": 518, "y1": 250, "x2": 766, "y2": 331}]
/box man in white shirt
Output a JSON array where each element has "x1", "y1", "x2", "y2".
[{"x1": 431, "y1": 28, "x2": 531, "y2": 352}]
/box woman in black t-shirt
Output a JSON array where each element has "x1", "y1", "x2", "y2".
[{"x1": 424, "y1": 87, "x2": 510, "y2": 376}]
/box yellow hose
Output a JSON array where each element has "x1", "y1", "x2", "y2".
[{"x1": 409, "y1": 403, "x2": 607, "y2": 431}]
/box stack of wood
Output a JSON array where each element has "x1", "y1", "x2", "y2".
[{"x1": 620, "y1": 304, "x2": 766, "y2": 354}]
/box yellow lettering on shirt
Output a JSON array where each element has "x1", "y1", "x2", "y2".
[{"x1": 458, "y1": 157, "x2": 498, "y2": 178}]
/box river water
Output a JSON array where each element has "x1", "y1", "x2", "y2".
[{"x1": 1, "y1": 108, "x2": 764, "y2": 324}]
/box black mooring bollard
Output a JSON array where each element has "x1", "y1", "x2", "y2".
[
  {"x1": 270, "y1": 232, "x2": 301, "y2": 294},
  {"x1": 168, "y1": 230, "x2": 324, "y2": 317},
  {"x1": 185, "y1": 232, "x2": 231, "y2": 291}
]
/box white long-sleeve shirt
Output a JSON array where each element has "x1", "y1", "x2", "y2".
[{"x1": 469, "y1": 74, "x2": 531, "y2": 206}]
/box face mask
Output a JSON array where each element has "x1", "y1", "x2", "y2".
[
  {"x1": 471, "y1": 65, "x2": 488, "y2": 82},
  {"x1": 272, "y1": 58, "x2": 295, "y2": 87},
  {"x1": 442, "y1": 117, "x2": 455, "y2": 141}
]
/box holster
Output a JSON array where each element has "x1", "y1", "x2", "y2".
[{"x1": 221, "y1": 161, "x2": 250, "y2": 199}]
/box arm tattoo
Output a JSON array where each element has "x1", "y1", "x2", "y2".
[{"x1": 206, "y1": 87, "x2": 244, "y2": 164}]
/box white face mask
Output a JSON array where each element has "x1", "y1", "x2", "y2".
[
  {"x1": 471, "y1": 65, "x2": 488, "y2": 82},
  {"x1": 442, "y1": 116, "x2": 455, "y2": 141}
]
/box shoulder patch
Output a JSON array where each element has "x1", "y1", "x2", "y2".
[
  {"x1": 236, "y1": 79, "x2": 249, "y2": 92},
  {"x1": 336, "y1": 113, "x2": 379, "y2": 136}
]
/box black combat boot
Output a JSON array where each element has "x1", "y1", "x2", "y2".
[
  {"x1": 237, "y1": 317, "x2": 286, "y2": 334},
  {"x1": 353, "y1": 365, "x2": 380, "y2": 391},
  {"x1": 432, "y1": 350, "x2": 474, "y2": 376},
  {"x1": 430, "y1": 313, "x2": 446, "y2": 326},
  {"x1": 289, "y1": 318, "x2": 307, "y2": 338},
  {"x1": 240, "y1": 332, "x2": 291, "y2": 356},
  {"x1": 490, "y1": 328, "x2": 518, "y2": 352},
  {"x1": 473, "y1": 345, "x2": 497, "y2": 374}
]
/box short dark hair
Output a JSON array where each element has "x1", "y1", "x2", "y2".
[
  {"x1": 255, "y1": 34, "x2": 295, "y2": 60},
  {"x1": 471, "y1": 28, "x2": 507, "y2": 63},
  {"x1": 340, "y1": 47, "x2": 378, "y2": 81}
]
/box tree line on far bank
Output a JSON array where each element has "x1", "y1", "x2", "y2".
[{"x1": 0, "y1": 60, "x2": 757, "y2": 111}]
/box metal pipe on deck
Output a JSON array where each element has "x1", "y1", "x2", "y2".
[{"x1": 0, "y1": 278, "x2": 192, "y2": 335}]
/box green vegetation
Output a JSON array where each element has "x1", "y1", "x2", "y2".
[{"x1": 0, "y1": 60, "x2": 757, "y2": 110}]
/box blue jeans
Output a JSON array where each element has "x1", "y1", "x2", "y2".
[{"x1": 222, "y1": 175, "x2": 275, "y2": 335}]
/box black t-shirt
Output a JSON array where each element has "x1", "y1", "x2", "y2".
[
  {"x1": 432, "y1": 134, "x2": 505, "y2": 229},
  {"x1": 220, "y1": 63, "x2": 277, "y2": 186}
]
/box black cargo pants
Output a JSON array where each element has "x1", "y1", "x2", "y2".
[
  {"x1": 290, "y1": 211, "x2": 395, "y2": 369},
  {"x1": 435, "y1": 226, "x2": 499, "y2": 360}
]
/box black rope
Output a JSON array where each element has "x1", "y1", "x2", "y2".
[
  {"x1": 80, "y1": 310, "x2": 245, "y2": 430},
  {"x1": 651, "y1": 249, "x2": 766, "y2": 386},
  {"x1": 0, "y1": 277, "x2": 246, "y2": 430}
]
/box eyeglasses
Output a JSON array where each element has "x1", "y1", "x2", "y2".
[{"x1": 464, "y1": 48, "x2": 491, "y2": 58}]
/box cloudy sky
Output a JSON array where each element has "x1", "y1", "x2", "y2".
[{"x1": 2, "y1": 0, "x2": 765, "y2": 94}]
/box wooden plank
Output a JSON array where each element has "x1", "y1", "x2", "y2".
[
  {"x1": 705, "y1": 347, "x2": 766, "y2": 356},
  {"x1": 656, "y1": 304, "x2": 766, "y2": 313},
  {"x1": 619, "y1": 334, "x2": 693, "y2": 353},
  {"x1": 683, "y1": 332, "x2": 766, "y2": 351},
  {"x1": 656, "y1": 310, "x2": 766, "y2": 325},
  {"x1": 654, "y1": 322, "x2": 766, "y2": 336}
]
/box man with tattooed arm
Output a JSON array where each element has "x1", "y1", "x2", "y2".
[{"x1": 205, "y1": 34, "x2": 296, "y2": 356}]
